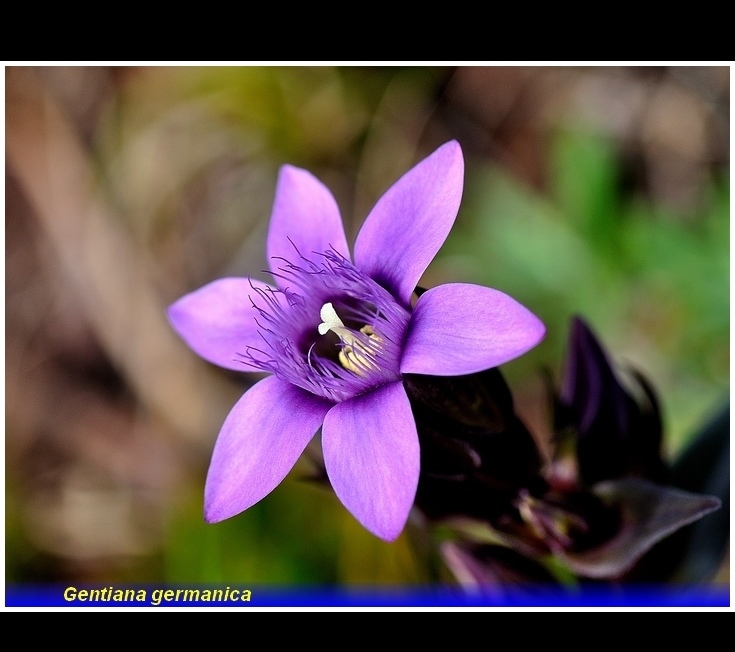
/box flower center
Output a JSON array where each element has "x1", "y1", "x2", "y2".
[
  {"x1": 241, "y1": 249, "x2": 410, "y2": 402},
  {"x1": 317, "y1": 302, "x2": 382, "y2": 376}
]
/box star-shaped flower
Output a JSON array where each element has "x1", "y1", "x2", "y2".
[{"x1": 168, "y1": 140, "x2": 545, "y2": 541}]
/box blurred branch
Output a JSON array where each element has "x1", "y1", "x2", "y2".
[{"x1": 6, "y1": 68, "x2": 240, "y2": 446}]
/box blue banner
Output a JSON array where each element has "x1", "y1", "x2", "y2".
[{"x1": 5, "y1": 584, "x2": 730, "y2": 608}]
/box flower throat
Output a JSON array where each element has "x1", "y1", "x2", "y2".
[{"x1": 240, "y1": 249, "x2": 410, "y2": 402}]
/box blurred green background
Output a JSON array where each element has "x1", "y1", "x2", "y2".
[{"x1": 5, "y1": 65, "x2": 729, "y2": 586}]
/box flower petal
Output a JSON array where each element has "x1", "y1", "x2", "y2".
[
  {"x1": 353, "y1": 140, "x2": 464, "y2": 306},
  {"x1": 321, "y1": 381, "x2": 419, "y2": 542},
  {"x1": 205, "y1": 376, "x2": 332, "y2": 523},
  {"x1": 267, "y1": 164, "x2": 351, "y2": 281},
  {"x1": 557, "y1": 478, "x2": 722, "y2": 579},
  {"x1": 400, "y1": 284, "x2": 546, "y2": 375},
  {"x1": 167, "y1": 277, "x2": 279, "y2": 372}
]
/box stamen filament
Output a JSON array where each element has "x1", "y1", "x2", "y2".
[{"x1": 240, "y1": 250, "x2": 408, "y2": 402}]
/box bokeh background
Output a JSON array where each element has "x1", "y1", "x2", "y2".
[{"x1": 5, "y1": 65, "x2": 729, "y2": 586}]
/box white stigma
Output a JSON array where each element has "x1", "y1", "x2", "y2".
[
  {"x1": 318, "y1": 302, "x2": 345, "y2": 336},
  {"x1": 317, "y1": 302, "x2": 381, "y2": 375}
]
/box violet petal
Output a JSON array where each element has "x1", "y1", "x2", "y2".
[
  {"x1": 267, "y1": 165, "x2": 351, "y2": 280},
  {"x1": 204, "y1": 376, "x2": 332, "y2": 523},
  {"x1": 167, "y1": 277, "x2": 279, "y2": 372},
  {"x1": 400, "y1": 283, "x2": 546, "y2": 376},
  {"x1": 321, "y1": 381, "x2": 420, "y2": 542},
  {"x1": 353, "y1": 141, "x2": 464, "y2": 306}
]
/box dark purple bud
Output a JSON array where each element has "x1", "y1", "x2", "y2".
[
  {"x1": 558, "y1": 316, "x2": 668, "y2": 486},
  {"x1": 404, "y1": 368, "x2": 545, "y2": 523}
]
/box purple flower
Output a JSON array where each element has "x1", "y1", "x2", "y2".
[{"x1": 167, "y1": 141, "x2": 546, "y2": 541}]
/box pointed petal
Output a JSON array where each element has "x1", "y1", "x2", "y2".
[
  {"x1": 205, "y1": 376, "x2": 332, "y2": 523},
  {"x1": 353, "y1": 140, "x2": 464, "y2": 306},
  {"x1": 267, "y1": 165, "x2": 350, "y2": 281},
  {"x1": 321, "y1": 381, "x2": 419, "y2": 541},
  {"x1": 400, "y1": 283, "x2": 546, "y2": 375},
  {"x1": 557, "y1": 478, "x2": 722, "y2": 579},
  {"x1": 167, "y1": 277, "x2": 280, "y2": 372}
]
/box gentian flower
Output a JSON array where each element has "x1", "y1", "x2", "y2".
[{"x1": 167, "y1": 141, "x2": 545, "y2": 541}]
